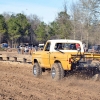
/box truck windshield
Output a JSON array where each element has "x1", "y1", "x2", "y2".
[{"x1": 45, "y1": 42, "x2": 51, "y2": 51}]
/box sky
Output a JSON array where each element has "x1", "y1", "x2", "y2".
[{"x1": 0, "y1": 0, "x2": 78, "y2": 23}]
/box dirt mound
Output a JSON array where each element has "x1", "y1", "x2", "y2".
[{"x1": 0, "y1": 61, "x2": 100, "y2": 100}]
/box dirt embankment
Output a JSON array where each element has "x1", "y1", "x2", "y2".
[{"x1": 0, "y1": 61, "x2": 100, "y2": 100}]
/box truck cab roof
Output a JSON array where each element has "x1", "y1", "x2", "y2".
[{"x1": 43, "y1": 39, "x2": 84, "y2": 52}]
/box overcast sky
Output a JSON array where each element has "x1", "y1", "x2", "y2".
[{"x1": 0, "y1": 0, "x2": 78, "y2": 23}]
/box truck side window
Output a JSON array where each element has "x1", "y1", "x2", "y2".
[
  {"x1": 70, "y1": 43, "x2": 76, "y2": 50},
  {"x1": 64, "y1": 43, "x2": 70, "y2": 50},
  {"x1": 45, "y1": 42, "x2": 50, "y2": 51},
  {"x1": 55, "y1": 43, "x2": 63, "y2": 50}
]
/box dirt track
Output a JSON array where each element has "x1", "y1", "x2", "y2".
[
  {"x1": 0, "y1": 52, "x2": 100, "y2": 100},
  {"x1": 0, "y1": 62, "x2": 100, "y2": 100}
]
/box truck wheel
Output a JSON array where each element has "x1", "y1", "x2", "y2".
[
  {"x1": 58, "y1": 63, "x2": 64, "y2": 79},
  {"x1": 33, "y1": 63, "x2": 42, "y2": 77},
  {"x1": 51, "y1": 63, "x2": 61, "y2": 81}
]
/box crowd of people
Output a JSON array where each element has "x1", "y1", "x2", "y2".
[{"x1": 17, "y1": 45, "x2": 39, "y2": 55}]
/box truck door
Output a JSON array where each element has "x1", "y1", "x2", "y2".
[{"x1": 41, "y1": 42, "x2": 51, "y2": 68}]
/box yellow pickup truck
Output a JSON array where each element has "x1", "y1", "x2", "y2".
[{"x1": 32, "y1": 39, "x2": 100, "y2": 81}]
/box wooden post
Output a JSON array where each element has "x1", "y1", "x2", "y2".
[
  {"x1": 7, "y1": 57, "x2": 9, "y2": 61},
  {"x1": 0, "y1": 57, "x2": 3, "y2": 61},
  {"x1": 23, "y1": 58, "x2": 27, "y2": 63},
  {"x1": 14, "y1": 57, "x2": 17, "y2": 62}
]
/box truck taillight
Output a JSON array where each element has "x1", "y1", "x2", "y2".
[{"x1": 69, "y1": 58, "x2": 71, "y2": 64}]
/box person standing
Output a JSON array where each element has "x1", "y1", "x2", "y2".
[
  {"x1": 76, "y1": 43, "x2": 80, "y2": 50},
  {"x1": 17, "y1": 45, "x2": 21, "y2": 54}
]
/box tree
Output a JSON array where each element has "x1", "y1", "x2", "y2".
[
  {"x1": 48, "y1": 21, "x2": 59, "y2": 39},
  {"x1": 16, "y1": 13, "x2": 30, "y2": 39},
  {"x1": 0, "y1": 15, "x2": 7, "y2": 43},
  {"x1": 27, "y1": 14, "x2": 41, "y2": 44},
  {"x1": 7, "y1": 15, "x2": 20, "y2": 47},
  {"x1": 70, "y1": 0, "x2": 100, "y2": 46},
  {"x1": 35, "y1": 22, "x2": 47, "y2": 43},
  {"x1": 70, "y1": 2, "x2": 82, "y2": 40},
  {"x1": 79, "y1": 0, "x2": 100, "y2": 46},
  {"x1": 55, "y1": 4, "x2": 72, "y2": 39},
  {"x1": 3, "y1": 12, "x2": 11, "y2": 21},
  {"x1": 7, "y1": 13, "x2": 30, "y2": 47}
]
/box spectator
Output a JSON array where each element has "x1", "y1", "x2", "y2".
[
  {"x1": 82, "y1": 43, "x2": 87, "y2": 52},
  {"x1": 35, "y1": 46, "x2": 38, "y2": 51},
  {"x1": 17, "y1": 45, "x2": 21, "y2": 54},
  {"x1": 24, "y1": 46, "x2": 29, "y2": 54},
  {"x1": 20, "y1": 45, "x2": 25, "y2": 54},
  {"x1": 29, "y1": 46, "x2": 32, "y2": 55},
  {"x1": 84, "y1": 45, "x2": 87, "y2": 52},
  {"x1": 76, "y1": 43, "x2": 80, "y2": 50}
]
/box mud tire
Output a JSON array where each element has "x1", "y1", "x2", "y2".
[
  {"x1": 58, "y1": 63, "x2": 64, "y2": 79},
  {"x1": 51, "y1": 63, "x2": 64, "y2": 81},
  {"x1": 33, "y1": 63, "x2": 42, "y2": 77}
]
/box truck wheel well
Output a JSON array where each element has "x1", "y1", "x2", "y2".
[
  {"x1": 54, "y1": 60, "x2": 61, "y2": 64},
  {"x1": 34, "y1": 59, "x2": 38, "y2": 63}
]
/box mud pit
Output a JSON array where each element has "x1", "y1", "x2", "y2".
[{"x1": 0, "y1": 57, "x2": 100, "y2": 100}]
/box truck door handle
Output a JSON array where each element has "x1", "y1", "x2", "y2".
[{"x1": 54, "y1": 56, "x2": 56, "y2": 58}]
